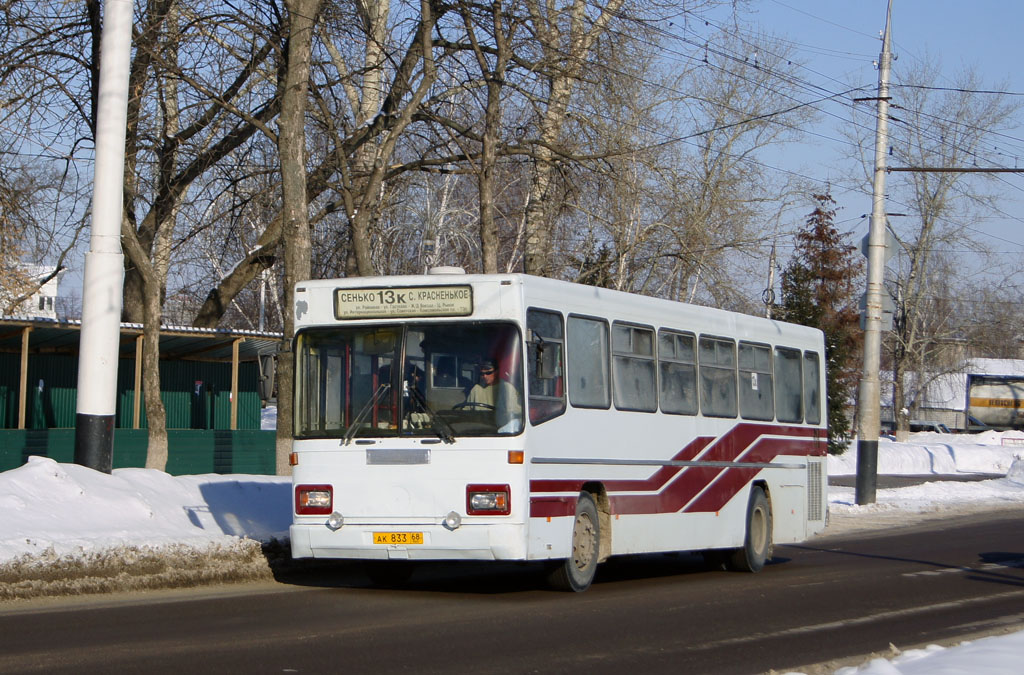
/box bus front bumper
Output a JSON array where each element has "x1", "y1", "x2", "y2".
[{"x1": 289, "y1": 521, "x2": 527, "y2": 561}]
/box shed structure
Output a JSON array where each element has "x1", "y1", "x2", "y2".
[{"x1": 0, "y1": 318, "x2": 281, "y2": 474}]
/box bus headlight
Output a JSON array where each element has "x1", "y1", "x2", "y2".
[
  {"x1": 466, "y1": 484, "x2": 511, "y2": 515},
  {"x1": 295, "y1": 484, "x2": 333, "y2": 515}
]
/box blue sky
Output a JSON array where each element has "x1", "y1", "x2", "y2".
[{"x1": 733, "y1": 0, "x2": 1024, "y2": 259}]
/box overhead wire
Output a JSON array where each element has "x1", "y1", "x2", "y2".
[{"x1": 7, "y1": 1, "x2": 1024, "y2": 253}]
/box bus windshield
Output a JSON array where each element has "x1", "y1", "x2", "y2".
[{"x1": 294, "y1": 322, "x2": 524, "y2": 440}]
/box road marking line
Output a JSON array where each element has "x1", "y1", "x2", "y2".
[
  {"x1": 699, "y1": 589, "x2": 1024, "y2": 649},
  {"x1": 902, "y1": 557, "x2": 1024, "y2": 578}
]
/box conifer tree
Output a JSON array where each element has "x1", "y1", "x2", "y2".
[{"x1": 779, "y1": 193, "x2": 862, "y2": 454}]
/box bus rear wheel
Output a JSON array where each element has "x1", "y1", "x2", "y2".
[
  {"x1": 727, "y1": 486, "x2": 773, "y2": 573},
  {"x1": 547, "y1": 492, "x2": 600, "y2": 592}
]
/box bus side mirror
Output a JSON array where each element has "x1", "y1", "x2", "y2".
[{"x1": 535, "y1": 342, "x2": 559, "y2": 380}]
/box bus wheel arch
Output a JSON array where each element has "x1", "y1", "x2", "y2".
[
  {"x1": 546, "y1": 488, "x2": 604, "y2": 592},
  {"x1": 727, "y1": 483, "x2": 773, "y2": 573}
]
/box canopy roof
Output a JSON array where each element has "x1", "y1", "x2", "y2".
[{"x1": 0, "y1": 317, "x2": 282, "y2": 363}]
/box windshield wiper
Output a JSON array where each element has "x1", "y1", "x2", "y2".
[
  {"x1": 342, "y1": 383, "x2": 391, "y2": 445},
  {"x1": 407, "y1": 385, "x2": 456, "y2": 444}
]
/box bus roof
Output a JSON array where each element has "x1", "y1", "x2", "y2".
[{"x1": 295, "y1": 272, "x2": 824, "y2": 346}]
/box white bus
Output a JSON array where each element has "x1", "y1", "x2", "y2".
[{"x1": 289, "y1": 271, "x2": 828, "y2": 591}]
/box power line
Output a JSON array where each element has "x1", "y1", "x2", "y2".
[{"x1": 894, "y1": 84, "x2": 1024, "y2": 97}]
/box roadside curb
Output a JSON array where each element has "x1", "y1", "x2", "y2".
[{"x1": 0, "y1": 538, "x2": 287, "y2": 602}]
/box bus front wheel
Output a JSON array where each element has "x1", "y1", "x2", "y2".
[
  {"x1": 728, "y1": 486, "x2": 773, "y2": 573},
  {"x1": 547, "y1": 492, "x2": 600, "y2": 592}
]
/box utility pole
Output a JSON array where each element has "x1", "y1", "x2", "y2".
[
  {"x1": 763, "y1": 241, "x2": 777, "y2": 319},
  {"x1": 855, "y1": 0, "x2": 894, "y2": 505},
  {"x1": 74, "y1": 0, "x2": 132, "y2": 473}
]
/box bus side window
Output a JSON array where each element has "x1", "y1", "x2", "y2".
[
  {"x1": 774, "y1": 347, "x2": 803, "y2": 423},
  {"x1": 803, "y1": 351, "x2": 822, "y2": 425},
  {"x1": 699, "y1": 336, "x2": 737, "y2": 418},
  {"x1": 659, "y1": 330, "x2": 697, "y2": 415},
  {"x1": 612, "y1": 323, "x2": 656, "y2": 412},
  {"x1": 527, "y1": 309, "x2": 566, "y2": 424},
  {"x1": 567, "y1": 315, "x2": 611, "y2": 409},
  {"x1": 739, "y1": 342, "x2": 774, "y2": 421}
]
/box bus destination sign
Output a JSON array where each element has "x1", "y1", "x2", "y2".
[{"x1": 334, "y1": 285, "x2": 473, "y2": 319}]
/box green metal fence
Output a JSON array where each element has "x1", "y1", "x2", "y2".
[
  {"x1": 0, "y1": 353, "x2": 262, "y2": 430},
  {"x1": 0, "y1": 429, "x2": 276, "y2": 475}
]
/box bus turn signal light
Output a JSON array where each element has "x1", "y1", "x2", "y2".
[{"x1": 507, "y1": 450, "x2": 524, "y2": 464}]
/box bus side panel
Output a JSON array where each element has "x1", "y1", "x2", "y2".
[
  {"x1": 756, "y1": 463, "x2": 807, "y2": 545},
  {"x1": 524, "y1": 408, "x2": 826, "y2": 559},
  {"x1": 605, "y1": 505, "x2": 749, "y2": 556}
]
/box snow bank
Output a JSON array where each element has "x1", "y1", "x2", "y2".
[
  {"x1": 1007, "y1": 456, "x2": 1024, "y2": 486},
  {"x1": 0, "y1": 456, "x2": 291, "y2": 565},
  {"x1": 829, "y1": 630, "x2": 1024, "y2": 674},
  {"x1": 828, "y1": 432, "x2": 1024, "y2": 476}
]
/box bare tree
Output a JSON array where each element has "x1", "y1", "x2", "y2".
[
  {"x1": 519, "y1": 0, "x2": 624, "y2": 277},
  {"x1": 131, "y1": 2, "x2": 184, "y2": 470},
  {"x1": 0, "y1": 158, "x2": 45, "y2": 313},
  {"x1": 455, "y1": 0, "x2": 517, "y2": 273},
  {"x1": 191, "y1": 0, "x2": 452, "y2": 324},
  {"x1": 0, "y1": 2, "x2": 92, "y2": 315},
  {"x1": 276, "y1": 0, "x2": 322, "y2": 475},
  {"x1": 958, "y1": 281, "x2": 1024, "y2": 359},
  {"x1": 850, "y1": 60, "x2": 1023, "y2": 437},
  {"x1": 121, "y1": 1, "x2": 284, "y2": 326},
  {"x1": 561, "y1": 27, "x2": 815, "y2": 308}
]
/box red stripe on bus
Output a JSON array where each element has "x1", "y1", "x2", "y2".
[
  {"x1": 529, "y1": 497, "x2": 578, "y2": 518},
  {"x1": 528, "y1": 423, "x2": 825, "y2": 518},
  {"x1": 609, "y1": 434, "x2": 823, "y2": 515},
  {"x1": 528, "y1": 436, "x2": 715, "y2": 495},
  {"x1": 682, "y1": 437, "x2": 820, "y2": 513}
]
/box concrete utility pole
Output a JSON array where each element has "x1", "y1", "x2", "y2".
[
  {"x1": 855, "y1": 0, "x2": 894, "y2": 505},
  {"x1": 74, "y1": 0, "x2": 132, "y2": 473},
  {"x1": 763, "y1": 241, "x2": 777, "y2": 319}
]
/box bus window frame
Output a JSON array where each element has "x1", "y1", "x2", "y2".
[
  {"x1": 658, "y1": 328, "x2": 698, "y2": 416},
  {"x1": 738, "y1": 340, "x2": 775, "y2": 422},
  {"x1": 611, "y1": 321, "x2": 657, "y2": 413},
  {"x1": 773, "y1": 346, "x2": 804, "y2": 424},
  {"x1": 566, "y1": 313, "x2": 612, "y2": 410},
  {"x1": 698, "y1": 334, "x2": 738, "y2": 419},
  {"x1": 803, "y1": 350, "x2": 822, "y2": 425},
  {"x1": 526, "y1": 307, "x2": 567, "y2": 425}
]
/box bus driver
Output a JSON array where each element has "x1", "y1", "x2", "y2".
[{"x1": 465, "y1": 359, "x2": 523, "y2": 433}]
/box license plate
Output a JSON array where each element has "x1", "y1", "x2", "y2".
[{"x1": 373, "y1": 531, "x2": 424, "y2": 545}]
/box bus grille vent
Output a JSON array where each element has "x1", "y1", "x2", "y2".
[{"x1": 807, "y1": 460, "x2": 823, "y2": 522}]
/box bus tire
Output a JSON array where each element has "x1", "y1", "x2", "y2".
[
  {"x1": 547, "y1": 492, "x2": 600, "y2": 592},
  {"x1": 728, "y1": 486, "x2": 773, "y2": 573}
]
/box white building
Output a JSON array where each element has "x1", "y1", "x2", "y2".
[{"x1": 0, "y1": 265, "x2": 63, "y2": 320}]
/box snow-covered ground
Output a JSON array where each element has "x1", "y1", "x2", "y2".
[
  {"x1": 2, "y1": 430, "x2": 1023, "y2": 674},
  {"x1": 824, "y1": 431, "x2": 1024, "y2": 537}
]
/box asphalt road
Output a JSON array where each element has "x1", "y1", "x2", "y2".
[{"x1": 1, "y1": 511, "x2": 1022, "y2": 675}]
